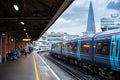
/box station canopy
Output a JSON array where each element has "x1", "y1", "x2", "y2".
[{"x1": 0, "y1": 0, "x2": 73, "y2": 41}]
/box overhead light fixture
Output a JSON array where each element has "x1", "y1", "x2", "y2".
[
  {"x1": 20, "y1": 22, "x2": 24, "y2": 25},
  {"x1": 13, "y1": 5, "x2": 19, "y2": 11},
  {"x1": 23, "y1": 29, "x2": 26, "y2": 31},
  {"x1": 22, "y1": 38, "x2": 31, "y2": 42}
]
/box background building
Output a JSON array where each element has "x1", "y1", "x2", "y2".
[
  {"x1": 83, "y1": 1, "x2": 96, "y2": 36},
  {"x1": 47, "y1": 32, "x2": 79, "y2": 42},
  {"x1": 33, "y1": 32, "x2": 79, "y2": 52},
  {"x1": 37, "y1": 33, "x2": 50, "y2": 52},
  {"x1": 101, "y1": 14, "x2": 120, "y2": 31},
  {"x1": 47, "y1": 32, "x2": 66, "y2": 43}
]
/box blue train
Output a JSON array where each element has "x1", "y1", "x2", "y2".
[{"x1": 50, "y1": 29, "x2": 120, "y2": 79}]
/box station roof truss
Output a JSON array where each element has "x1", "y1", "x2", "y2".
[{"x1": 0, "y1": 0, "x2": 73, "y2": 41}]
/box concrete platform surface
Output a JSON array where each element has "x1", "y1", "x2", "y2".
[{"x1": 0, "y1": 52, "x2": 59, "y2": 80}]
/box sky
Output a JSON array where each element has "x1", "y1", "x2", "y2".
[{"x1": 46, "y1": 0, "x2": 120, "y2": 36}]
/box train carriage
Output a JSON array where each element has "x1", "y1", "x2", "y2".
[
  {"x1": 94, "y1": 29, "x2": 120, "y2": 71},
  {"x1": 50, "y1": 42, "x2": 62, "y2": 58},
  {"x1": 50, "y1": 29, "x2": 120, "y2": 79},
  {"x1": 94, "y1": 33, "x2": 111, "y2": 68},
  {"x1": 62, "y1": 39, "x2": 81, "y2": 62},
  {"x1": 79, "y1": 35, "x2": 94, "y2": 65}
]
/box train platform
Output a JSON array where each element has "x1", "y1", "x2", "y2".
[{"x1": 0, "y1": 52, "x2": 60, "y2": 80}]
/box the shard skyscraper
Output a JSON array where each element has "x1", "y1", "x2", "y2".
[{"x1": 84, "y1": 1, "x2": 96, "y2": 35}]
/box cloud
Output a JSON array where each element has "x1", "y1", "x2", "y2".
[
  {"x1": 107, "y1": 1, "x2": 120, "y2": 10},
  {"x1": 61, "y1": 7, "x2": 88, "y2": 20},
  {"x1": 47, "y1": 0, "x2": 119, "y2": 36},
  {"x1": 47, "y1": 17, "x2": 86, "y2": 35},
  {"x1": 60, "y1": 0, "x2": 88, "y2": 20}
]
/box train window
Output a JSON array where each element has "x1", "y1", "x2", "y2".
[
  {"x1": 51, "y1": 43, "x2": 59, "y2": 50},
  {"x1": 57, "y1": 43, "x2": 61, "y2": 51},
  {"x1": 95, "y1": 43, "x2": 102, "y2": 54},
  {"x1": 95, "y1": 42, "x2": 110, "y2": 55},
  {"x1": 67, "y1": 43, "x2": 72, "y2": 52},
  {"x1": 67, "y1": 42, "x2": 77, "y2": 53},
  {"x1": 80, "y1": 42, "x2": 90, "y2": 53},
  {"x1": 51, "y1": 43, "x2": 56, "y2": 49}
]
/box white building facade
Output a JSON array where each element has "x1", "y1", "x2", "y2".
[
  {"x1": 37, "y1": 33, "x2": 51, "y2": 52},
  {"x1": 47, "y1": 32, "x2": 79, "y2": 43},
  {"x1": 101, "y1": 14, "x2": 120, "y2": 31},
  {"x1": 34, "y1": 32, "x2": 79, "y2": 52}
]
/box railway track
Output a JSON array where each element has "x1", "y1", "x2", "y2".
[{"x1": 45, "y1": 54, "x2": 102, "y2": 80}]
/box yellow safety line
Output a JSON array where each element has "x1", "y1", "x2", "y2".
[{"x1": 32, "y1": 53, "x2": 40, "y2": 80}]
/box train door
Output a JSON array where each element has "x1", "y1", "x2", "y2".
[
  {"x1": 115, "y1": 35, "x2": 120, "y2": 70},
  {"x1": 77, "y1": 40, "x2": 81, "y2": 60},
  {"x1": 110, "y1": 35, "x2": 120, "y2": 70},
  {"x1": 62, "y1": 41, "x2": 67, "y2": 55}
]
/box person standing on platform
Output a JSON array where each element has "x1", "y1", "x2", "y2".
[
  {"x1": 29, "y1": 46, "x2": 33, "y2": 54},
  {"x1": 24, "y1": 47, "x2": 28, "y2": 57}
]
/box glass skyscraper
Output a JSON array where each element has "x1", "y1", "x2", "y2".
[{"x1": 83, "y1": 1, "x2": 96, "y2": 36}]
